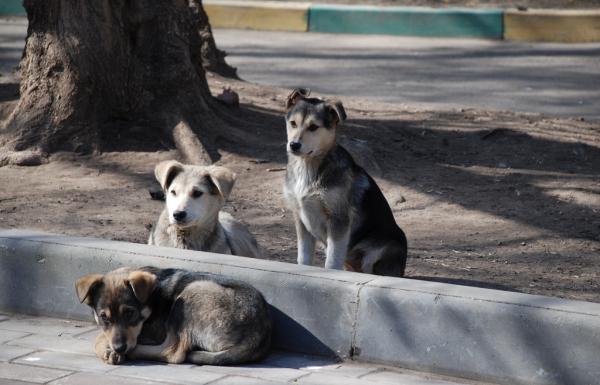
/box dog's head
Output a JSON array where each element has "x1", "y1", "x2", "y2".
[
  {"x1": 154, "y1": 161, "x2": 236, "y2": 228},
  {"x1": 284, "y1": 88, "x2": 346, "y2": 158},
  {"x1": 75, "y1": 268, "x2": 156, "y2": 354}
]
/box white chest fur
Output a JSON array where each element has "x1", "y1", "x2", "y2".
[{"x1": 285, "y1": 160, "x2": 328, "y2": 243}]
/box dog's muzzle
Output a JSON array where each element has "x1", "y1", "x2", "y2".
[{"x1": 289, "y1": 141, "x2": 302, "y2": 154}]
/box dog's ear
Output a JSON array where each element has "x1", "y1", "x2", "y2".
[
  {"x1": 75, "y1": 274, "x2": 104, "y2": 306},
  {"x1": 206, "y1": 166, "x2": 236, "y2": 200},
  {"x1": 326, "y1": 101, "x2": 347, "y2": 126},
  {"x1": 155, "y1": 160, "x2": 184, "y2": 191},
  {"x1": 126, "y1": 271, "x2": 157, "y2": 304},
  {"x1": 286, "y1": 88, "x2": 311, "y2": 111}
]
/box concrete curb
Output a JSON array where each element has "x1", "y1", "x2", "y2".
[
  {"x1": 0, "y1": 0, "x2": 24, "y2": 16},
  {"x1": 504, "y1": 9, "x2": 600, "y2": 43},
  {"x1": 204, "y1": 1, "x2": 310, "y2": 32},
  {"x1": 308, "y1": 5, "x2": 503, "y2": 38},
  {"x1": 1, "y1": 229, "x2": 600, "y2": 385},
  {"x1": 2, "y1": 0, "x2": 600, "y2": 42}
]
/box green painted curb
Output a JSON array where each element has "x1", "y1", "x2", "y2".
[
  {"x1": 0, "y1": 0, "x2": 25, "y2": 16},
  {"x1": 309, "y1": 5, "x2": 504, "y2": 39}
]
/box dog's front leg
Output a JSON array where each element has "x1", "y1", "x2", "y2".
[
  {"x1": 95, "y1": 333, "x2": 126, "y2": 365},
  {"x1": 324, "y1": 225, "x2": 350, "y2": 270},
  {"x1": 295, "y1": 214, "x2": 316, "y2": 265}
]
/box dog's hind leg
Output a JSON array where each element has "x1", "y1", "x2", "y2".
[
  {"x1": 128, "y1": 332, "x2": 181, "y2": 363},
  {"x1": 372, "y1": 243, "x2": 407, "y2": 277},
  {"x1": 186, "y1": 345, "x2": 260, "y2": 366}
]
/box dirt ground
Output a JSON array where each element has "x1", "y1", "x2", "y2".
[{"x1": 1, "y1": 74, "x2": 599, "y2": 303}]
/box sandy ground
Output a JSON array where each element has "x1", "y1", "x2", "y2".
[{"x1": 1, "y1": 75, "x2": 599, "y2": 302}]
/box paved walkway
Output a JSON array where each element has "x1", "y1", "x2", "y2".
[
  {"x1": 0, "y1": 313, "x2": 493, "y2": 385},
  {"x1": 2, "y1": 18, "x2": 600, "y2": 120}
]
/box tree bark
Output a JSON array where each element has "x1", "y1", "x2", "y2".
[
  {"x1": 191, "y1": 0, "x2": 238, "y2": 78},
  {"x1": 0, "y1": 0, "x2": 229, "y2": 164}
]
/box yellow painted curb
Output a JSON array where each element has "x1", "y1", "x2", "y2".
[
  {"x1": 505, "y1": 9, "x2": 600, "y2": 43},
  {"x1": 204, "y1": 1, "x2": 310, "y2": 32}
]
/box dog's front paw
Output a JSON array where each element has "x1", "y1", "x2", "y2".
[{"x1": 103, "y1": 348, "x2": 125, "y2": 365}]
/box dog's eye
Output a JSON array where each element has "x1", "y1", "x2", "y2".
[
  {"x1": 170, "y1": 190, "x2": 177, "y2": 196},
  {"x1": 191, "y1": 190, "x2": 203, "y2": 199},
  {"x1": 289, "y1": 121, "x2": 297, "y2": 128},
  {"x1": 122, "y1": 308, "x2": 138, "y2": 322},
  {"x1": 99, "y1": 312, "x2": 110, "y2": 324},
  {"x1": 308, "y1": 124, "x2": 319, "y2": 132}
]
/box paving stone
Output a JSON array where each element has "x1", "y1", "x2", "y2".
[
  {"x1": 0, "y1": 317, "x2": 96, "y2": 336},
  {"x1": 0, "y1": 345, "x2": 35, "y2": 362},
  {"x1": 261, "y1": 351, "x2": 337, "y2": 369},
  {"x1": 0, "y1": 362, "x2": 71, "y2": 384},
  {"x1": 308, "y1": 362, "x2": 380, "y2": 378},
  {"x1": 208, "y1": 375, "x2": 285, "y2": 385},
  {"x1": 111, "y1": 362, "x2": 225, "y2": 385},
  {"x1": 15, "y1": 350, "x2": 112, "y2": 373},
  {"x1": 298, "y1": 372, "x2": 390, "y2": 385},
  {"x1": 48, "y1": 372, "x2": 165, "y2": 385},
  {"x1": 198, "y1": 364, "x2": 306, "y2": 382},
  {"x1": 261, "y1": 351, "x2": 379, "y2": 378},
  {"x1": 0, "y1": 329, "x2": 29, "y2": 343},
  {"x1": 361, "y1": 369, "x2": 473, "y2": 385},
  {"x1": 7, "y1": 333, "x2": 95, "y2": 355},
  {"x1": 72, "y1": 328, "x2": 100, "y2": 341},
  {"x1": 0, "y1": 378, "x2": 40, "y2": 385}
]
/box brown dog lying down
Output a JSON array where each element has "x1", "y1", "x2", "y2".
[{"x1": 76, "y1": 266, "x2": 272, "y2": 365}]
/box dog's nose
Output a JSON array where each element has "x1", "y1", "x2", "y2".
[
  {"x1": 289, "y1": 141, "x2": 302, "y2": 152},
  {"x1": 113, "y1": 343, "x2": 127, "y2": 354},
  {"x1": 173, "y1": 210, "x2": 187, "y2": 221}
]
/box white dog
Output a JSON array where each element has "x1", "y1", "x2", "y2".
[{"x1": 148, "y1": 160, "x2": 261, "y2": 258}]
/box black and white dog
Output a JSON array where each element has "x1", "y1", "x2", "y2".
[{"x1": 283, "y1": 88, "x2": 408, "y2": 276}]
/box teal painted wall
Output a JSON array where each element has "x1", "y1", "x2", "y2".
[{"x1": 309, "y1": 5, "x2": 504, "y2": 39}]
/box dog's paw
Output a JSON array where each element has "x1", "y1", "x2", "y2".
[{"x1": 103, "y1": 349, "x2": 125, "y2": 365}]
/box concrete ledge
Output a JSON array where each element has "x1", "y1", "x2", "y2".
[
  {"x1": 1, "y1": 230, "x2": 600, "y2": 385},
  {"x1": 504, "y1": 9, "x2": 600, "y2": 43},
  {"x1": 309, "y1": 5, "x2": 503, "y2": 38},
  {"x1": 204, "y1": 1, "x2": 310, "y2": 32},
  {"x1": 0, "y1": 0, "x2": 24, "y2": 16}
]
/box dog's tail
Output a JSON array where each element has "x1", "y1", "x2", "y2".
[{"x1": 186, "y1": 335, "x2": 271, "y2": 365}]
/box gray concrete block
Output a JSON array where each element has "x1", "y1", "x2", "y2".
[
  {"x1": 0, "y1": 362, "x2": 71, "y2": 384},
  {"x1": 0, "y1": 329, "x2": 29, "y2": 343},
  {"x1": 7, "y1": 334, "x2": 95, "y2": 356},
  {"x1": 355, "y1": 277, "x2": 600, "y2": 385},
  {"x1": 361, "y1": 369, "x2": 476, "y2": 385},
  {"x1": 297, "y1": 372, "x2": 386, "y2": 385},
  {"x1": 111, "y1": 362, "x2": 225, "y2": 385},
  {"x1": 261, "y1": 351, "x2": 337, "y2": 369},
  {"x1": 14, "y1": 351, "x2": 112, "y2": 373},
  {"x1": 48, "y1": 372, "x2": 165, "y2": 385},
  {"x1": 0, "y1": 316, "x2": 96, "y2": 336},
  {"x1": 0, "y1": 345, "x2": 35, "y2": 362},
  {"x1": 0, "y1": 379, "x2": 40, "y2": 385},
  {"x1": 198, "y1": 364, "x2": 307, "y2": 382},
  {"x1": 208, "y1": 375, "x2": 283, "y2": 385}
]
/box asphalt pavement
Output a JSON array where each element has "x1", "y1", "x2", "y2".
[
  {"x1": 214, "y1": 28, "x2": 600, "y2": 121},
  {"x1": 1, "y1": 17, "x2": 599, "y2": 120}
]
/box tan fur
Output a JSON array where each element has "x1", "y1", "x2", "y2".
[
  {"x1": 148, "y1": 160, "x2": 261, "y2": 258},
  {"x1": 78, "y1": 267, "x2": 272, "y2": 366}
]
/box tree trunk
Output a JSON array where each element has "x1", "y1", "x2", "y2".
[
  {"x1": 191, "y1": 0, "x2": 238, "y2": 78},
  {"x1": 0, "y1": 0, "x2": 231, "y2": 165}
]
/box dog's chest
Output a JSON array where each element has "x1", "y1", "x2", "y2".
[{"x1": 285, "y1": 171, "x2": 329, "y2": 241}]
